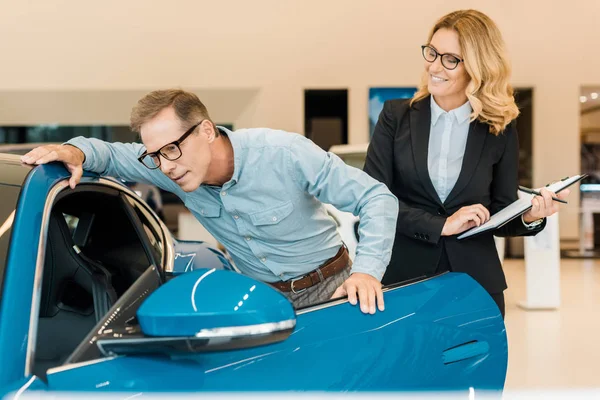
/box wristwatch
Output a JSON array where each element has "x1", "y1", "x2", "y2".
[{"x1": 521, "y1": 214, "x2": 544, "y2": 229}]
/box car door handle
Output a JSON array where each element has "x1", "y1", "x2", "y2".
[{"x1": 442, "y1": 340, "x2": 490, "y2": 364}]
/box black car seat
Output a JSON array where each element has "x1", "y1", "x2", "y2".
[{"x1": 34, "y1": 211, "x2": 117, "y2": 378}]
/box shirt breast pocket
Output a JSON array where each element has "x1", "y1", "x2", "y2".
[
  {"x1": 249, "y1": 200, "x2": 298, "y2": 237},
  {"x1": 198, "y1": 203, "x2": 221, "y2": 218}
]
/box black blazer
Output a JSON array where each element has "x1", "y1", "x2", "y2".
[{"x1": 364, "y1": 96, "x2": 544, "y2": 294}]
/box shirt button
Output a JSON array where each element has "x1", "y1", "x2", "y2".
[
  {"x1": 261, "y1": 257, "x2": 267, "y2": 262},
  {"x1": 245, "y1": 236, "x2": 251, "y2": 241},
  {"x1": 272, "y1": 216, "x2": 277, "y2": 222},
  {"x1": 234, "y1": 215, "x2": 239, "y2": 220},
  {"x1": 200, "y1": 209, "x2": 205, "y2": 215},
  {"x1": 221, "y1": 191, "x2": 227, "y2": 196}
]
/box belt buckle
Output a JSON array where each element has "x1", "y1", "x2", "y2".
[{"x1": 290, "y1": 277, "x2": 306, "y2": 294}]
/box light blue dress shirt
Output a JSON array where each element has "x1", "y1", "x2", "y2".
[
  {"x1": 427, "y1": 98, "x2": 537, "y2": 228},
  {"x1": 428, "y1": 97, "x2": 472, "y2": 203},
  {"x1": 68, "y1": 127, "x2": 398, "y2": 282}
]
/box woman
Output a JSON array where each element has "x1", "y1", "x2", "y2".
[{"x1": 364, "y1": 9, "x2": 569, "y2": 318}]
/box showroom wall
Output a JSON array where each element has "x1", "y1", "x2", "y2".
[{"x1": 0, "y1": 0, "x2": 597, "y2": 237}]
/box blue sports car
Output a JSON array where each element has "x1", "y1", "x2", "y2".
[{"x1": 0, "y1": 153, "x2": 507, "y2": 396}]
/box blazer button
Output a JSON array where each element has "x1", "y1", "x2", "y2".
[
  {"x1": 437, "y1": 208, "x2": 445, "y2": 216},
  {"x1": 425, "y1": 234, "x2": 430, "y2": 240},
  {"x1": 414, "y1": 233, "x2": 419, "y2": 238}
]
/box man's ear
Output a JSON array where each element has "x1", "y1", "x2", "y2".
[{"x1": 200, "y1": 120, "x2": 216, "y2": 143}]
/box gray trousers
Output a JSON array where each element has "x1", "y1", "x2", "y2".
[{"x1": 283, "y1": 262, "x2": 352, "y2": 309}]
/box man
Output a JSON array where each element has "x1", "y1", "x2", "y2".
[{"x1": 22, "y1": 89, "x2": 398, "y2": 314}]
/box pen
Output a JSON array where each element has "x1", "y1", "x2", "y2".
[{"x1": 518, "y1": 186, "x2": 568, "y2": 204}]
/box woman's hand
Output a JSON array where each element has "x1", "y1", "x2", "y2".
[
  {"x1": 522, "y1": 188, "x2": 570, "y2": 223},
  {"x1": 442, "y1": 204, "x2": 490, "y2": 236}
]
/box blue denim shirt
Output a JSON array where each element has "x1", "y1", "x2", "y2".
[{"x1": 68, "y1": 127, "x2": 398, "y2": 282}]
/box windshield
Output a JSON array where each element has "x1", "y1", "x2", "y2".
[{"x1": 0, "y1": 184, "x2": 22, "y2": 300}]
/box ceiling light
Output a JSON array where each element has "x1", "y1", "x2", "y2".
[
  {"x1": 591, "y1": 93, "x2": 599, "y2": 100},
  {"x1": 580, "y1": 96, "x2": 588, "y2": 103}
]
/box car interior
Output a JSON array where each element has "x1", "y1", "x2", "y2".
[{"x1": 33, "y1": 184, "x2": 165, "y2": 380}]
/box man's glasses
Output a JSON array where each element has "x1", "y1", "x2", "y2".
[
  {"x1": 421, "y1": 45, "x2": 463, "y2": 70},
  {"x1": 138, "y1": 120, "x2": 205, "y2": 170}
]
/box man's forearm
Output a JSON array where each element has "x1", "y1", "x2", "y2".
[{"x1": 351, "y1": 191, "x2": 399, "y2": 281}]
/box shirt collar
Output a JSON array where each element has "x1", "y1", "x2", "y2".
[
  {"x1": 430, "y1": 96, "x2": 472, "y2": 126},
  {"x1": 217, "y1": 125, "x2": 241, "y2": 184}
]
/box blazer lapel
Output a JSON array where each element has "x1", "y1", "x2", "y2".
[
  {"x1": 410, "y1": 96, "x2": 443, "y2": 207},
  {"x1": 444, "y1": 120, "x2": 488, "y2": 206}
]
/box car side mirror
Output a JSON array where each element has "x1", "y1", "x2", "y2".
[{"x1": 96, "y1": 268, "x2": 296, "y2": 356}]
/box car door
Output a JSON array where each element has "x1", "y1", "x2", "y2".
[{"x1": 42, "y1": 272, "x2": 507, "y2": 393}]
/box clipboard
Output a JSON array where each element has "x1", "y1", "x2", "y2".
[{"x1": 457, "y1": 174, "x2": 587, "y2": 240}]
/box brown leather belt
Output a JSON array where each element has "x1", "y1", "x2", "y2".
[{"x1": 269, "y1": 246, "x2": 349, "y2": 293}]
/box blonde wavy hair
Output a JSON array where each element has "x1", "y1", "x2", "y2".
[{"x1": 411, "y1": 10, "x2": 519, "y2": 135}]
